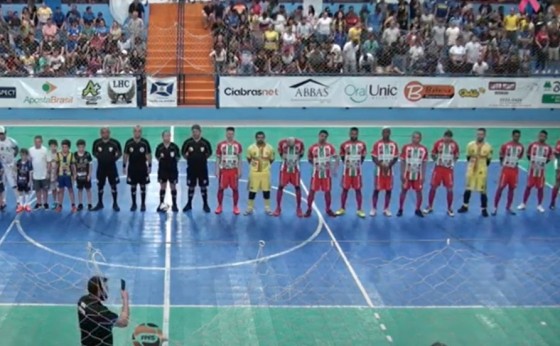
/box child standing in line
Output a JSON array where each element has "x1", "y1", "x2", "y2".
[
  {"x1": 15, "y1": 148, "x2": 33, "y2": 213},
  {"x1": 47, "y1": 139, "x2": 59, "y2": 209},
  {"x1": 56, "y1": 139, "x2": 77, "y2": 212}
]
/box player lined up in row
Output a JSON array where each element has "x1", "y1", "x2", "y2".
[{"x1": 0, "y1": 125, "x2": 558, "y2": 218}]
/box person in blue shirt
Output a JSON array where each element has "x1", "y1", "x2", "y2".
[
  {"x1": 367, "y1": 6, "x2": 384, "y2": 34},
  {"x1": 83, "y1": 6, "x2": 95, "y2": 25},
  {"x1": 53, "y1": 7, "x2": 65, "y2": 28},
  {"x1": 66, "y1": 4, "x2": 81, "y2": 24}
]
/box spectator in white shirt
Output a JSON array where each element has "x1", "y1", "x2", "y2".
[
  {"x1": 29, "y1": 135, "x2": 49, "y2": 209},
  {"x1": 472, "y1": 57, "x2": 489, "y2": 75},
  {"x1": 273, "y1": 12, "x2": 287, "y2": 33},
  {"x1": 464, "y1": 36, "x2": 481, "y2": 64},
  {"x1": 408, "y1": 37, "x2": 424, "y2": 65},
  {"x1": 330, "y1": 41, "x2": 343, "y2": 70},
  {"x1": 209, "y1": 43, "x2": 227, "y2": 73},
  {"x1": 282, "y1": 27, "x2": 296, "y2": 52},
  {"x1": 315, "y1": 12, "x2": 332, "y2": 41},
  {"x1": 342, "y1": 39, "x2": 360, "y2": 73},
  {"x1": 296, "y1": 17, "x2": 313, "y2": 41},
  {"x1": 445, "y1": 22, "x2": 460, "y2": 46},
  {"x1": 383, "y1": 21, "x2": 400, "y2": 46},
  {"x1": 449, "y1": 38, "x2": 466, "y2": 64},
  {"x1": 117, "y1": 34, "x2": 132, "y2": 52},
  {"x1": 432, "y1": 22, "x2": 446, "y2": 48}
]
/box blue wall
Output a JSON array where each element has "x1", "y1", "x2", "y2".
[{"x1": 0, "y1": 108, "x2": 557, "y2": 123}]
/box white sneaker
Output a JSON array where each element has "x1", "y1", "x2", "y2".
[
  {"x1": 369, "y1": 208, "x2": 377, "y2": 217},
  {"x1": 383, "y1": 209, "x2": 392, "y2": 217},
  {"x1": 517, "y1": 203, "x2": 526, "y2": 210},
  {"x1": 537, "y1": 205, "x2": 545, "y2": 213}
]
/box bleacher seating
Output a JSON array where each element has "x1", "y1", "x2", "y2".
[{"x1": 0, "y1": 0, "x2": 147, "y2": 76}]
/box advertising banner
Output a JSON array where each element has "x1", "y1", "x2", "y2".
[
  {"x1": 219, "y1": 76, "x2": 560, "y2": 109},
  {"x1": 0, "y1": 77, "x2": 137, "y2": 108},
  {"x1": 146, "y1": 76, "x2": 178, "y2": 107}
]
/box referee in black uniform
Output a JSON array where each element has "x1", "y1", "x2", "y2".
[
  {"x1": 181, "y1": 124, "x2": 212, "y2": 212},
  {"x1": 92, "y1": 127, "x2": 122, "y2": 212},
  {"x1": 77, "y1": 276, "x2": 129, "y2": 346},
  {"x1": 155, "y1": 130, "x2": 181, "y2": 212},
  {"x1": 123, "y1": 126, "x2": 152, "y2": 212}
]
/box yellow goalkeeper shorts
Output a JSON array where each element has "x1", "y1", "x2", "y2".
[
  {"x1": 466, "y1": 172, "x2": 488, "y2": 193},
  {"x1": 248, "y1": 173, "x2": 271, "y2": 193}
]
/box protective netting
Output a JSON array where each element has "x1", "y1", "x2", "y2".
[{"x1": 1, "y1": 233, "x2": 560, "y2": 344}]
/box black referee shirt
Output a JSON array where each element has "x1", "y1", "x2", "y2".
[
  {"x1": 181, "y1": 137, "x2": 212, "y2": 168},
  {"x1": 77, "y1": 294, "x2": 118, "y2": 346},
  {"x1": 124, "y1": 138, "x2": 151, "y2": 167},
  {"x1": 155, "y1": 142, "x2": 180, "y2": 171},
  {"x1": 92, "y1": 139, "x2": 122, "y2": 166}
]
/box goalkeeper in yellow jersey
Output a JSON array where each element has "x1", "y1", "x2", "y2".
[
  {"x1": 245, "y1": 131, "x2": 275, "y2": 215},
  {"x1": 458, "y1": 128, "x2": 493, "y2": 217}
]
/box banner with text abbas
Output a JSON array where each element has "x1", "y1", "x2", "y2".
[
  {"x1": 218, "y1": 76, "x2": 558, "y2": 109},
  {"x1": 146, "y1": 76, "x2": 177, "y2": 107},
  {"x1": 0, "y1": 77, "x2": 137, "y2": 108}
]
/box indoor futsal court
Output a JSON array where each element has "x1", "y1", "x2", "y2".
[{"x1": 0, "y1": 124, "x2": 559, "y2": 345}]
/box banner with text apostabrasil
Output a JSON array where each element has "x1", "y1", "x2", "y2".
[
  {"x1": 218, "y1": 76, "x2": 559, "y2": 109},
  {"x1": 0, "y1": 77, "x2": 137, "y2": 108},
  {"x1": 146, "y1": 76, "x2": 178, "y2": 107}
]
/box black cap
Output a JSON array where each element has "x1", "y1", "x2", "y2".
[{"x1": 87, "y1": 276, "x2": 107, "y2": 295}]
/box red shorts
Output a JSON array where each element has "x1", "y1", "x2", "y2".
[
  {"x1": 342, "y1": 175, "x2": 362, "y2": 190},
  {"x1": 403, "y1": 179, "x2": 423, "y2": 191},
  {"x1": 498, "y1": 167, "x2": 518, "y2": 189},
  {"x1": 375, "y1": 175, "x2": 393, "y2": 191},
  {"x1": 527, "y1": 175, "x2": 545, "y2": 189},
  {"x1": 219, "y1": 169, "x2": 238, "y2": 190},
  {"x1": 431, "y1": 166, "x2": 454, "y2": 188},
  {"x1": 280, "y1": 170, "x2": 300, "y2": 187},
  {"x1": 311, "y1": 176, "x2": 331, "y2": 192}
]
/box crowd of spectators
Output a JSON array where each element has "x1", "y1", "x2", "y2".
[
  {"x1": 206, "y1": 0, "x2": 560, "y2": 76},
  {"x1": 0, "y1": 0, "x2": 146, "y2": 76}
]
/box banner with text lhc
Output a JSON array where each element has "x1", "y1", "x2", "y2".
[
  {"x1": 218, "y1": 77, "x2": 560, "y2": 109},
  {"x1": 0, "y1": 77, "x2": 137, "y2": 108}
]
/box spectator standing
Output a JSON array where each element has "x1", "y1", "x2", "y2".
[
  {"x1": 37, "y1": 3, "x2": 52, "y2": 26},
  {"x1": 535, "y1": 26, "x2": 549, "y2": 73},
  {"x1": 126, "y1": 11, "x2": 144, "y2": 41},
  {"x1": 83, "y1": 6, "x2": 95, "y2": 26},
  {"x1": 342, "y1": 38, "x2": 359, "y2": 73},
  {"x1": 503, "y1": 9, "x2": 519, "y2": 43},
  {"x1": 67, "y1": 4, "x2": 81, "y2": 24},
  {"x1": 465, "y1": 35, "x2": 481, "y2": 65},
  {"x1": 129, "y1": 0, "x2": 145, "y2": 19},
  {"x1": 383, "y1": 21, "x2": 400, "y2": 46},
  {"x1": 315, "y1": 12, "x2": 332, "y2": 43}
]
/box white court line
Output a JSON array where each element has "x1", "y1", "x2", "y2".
[
  {"x1": 14, "y1": 177, "x2": 322, "y2": 271},
  {"x1": 0, "y1": 220, "x2": 18, "y2": 249},
  {"x1": 162, "y1": 126, "x2": 174, "y2": 344},
  {"x1": 0, "y1": 302, "x2": 558, "y2": 309},
  {"x1": 299, "y1": 179, "x2": 393, "y2": 343}
]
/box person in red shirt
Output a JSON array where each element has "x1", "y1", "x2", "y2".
[
  {"x1": 274, "y1": 137, "x2": 305, "y2": 217},
  {"x1": 493, "y1": 129, "x2": 524, "y2": 215},
  {"x1": 215, "y1": 127, "x2": 243, "y2": 215},
  {"x1": 425, "y1": 130, "x2": 460, "y2": 216},
  {"x1": 398, "y1": 131, "x2": 428, "y2": 217},
  {"x1": 305, "y1": 130, "x2": 338, "y2": 218},
  {"x1": 518, "y1": 130, "x2": 553, "y2": 213},
  {"x1": 551, "y1": 139, "x2": 560, "y2": 210},
  {"x1": 336, "y1": 127, "x2": 367, "y2": 218},
  {"x1": 370, "y1": 127, "x2": 399, "y2": 217}
]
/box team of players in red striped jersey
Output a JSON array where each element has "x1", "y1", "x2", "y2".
[{"x1": 213, "y1": 127, "x2": 560, "y2": 218}]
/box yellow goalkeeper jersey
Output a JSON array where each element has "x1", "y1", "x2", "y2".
[{"x1": 247, "y1": 143, "x2": 275, "y2": 174}]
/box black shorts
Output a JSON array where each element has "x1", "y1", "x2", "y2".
[
  {"x1": 76, "y1": 178, "x2": 92, "y2": 190},
  {"x1": 17, "y1": 184, "x2": 30, "y2": 193},
  {"x1": 127, "y1": 166, "x2": 150, "y2": 185},
  {"x1": 187, "y1": 168, "x2": 209, "y2": 188},
  {"x1": 97, "y1": 165, "x2": 119, "y2": 186},
  {"x1": 158, "y1": 169, "x2": 178, "y2": 184}
]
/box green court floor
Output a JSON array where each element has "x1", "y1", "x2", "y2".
[{"x1": 1, "y1": 306, "x2": 558, "y2": 345}]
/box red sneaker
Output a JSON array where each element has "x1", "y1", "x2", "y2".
[
  {"x1": 233, "y1": 206, "x2": 240, "y2": 215},
  {"x1": 55, "y1": 206, "x2": 62, "y2": 213},
  {"x1": 24, "y1": 205, "x2": 32, "y2": 212},
  {"x1": 215, "y1": 205, "x2": 223, "y2": 215},
  {"x1": 296, "y1": 208, "x2": 303, "y2": 218},
  {"x1": 71, "y1": 206, "x2": 77, "y2": 213},
  {"x1": 16, "y1": 205, "x2": 24, "y2": 213},
  {"x1": 272, "y1": 208, "x2": 281, "y2": 217}
]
